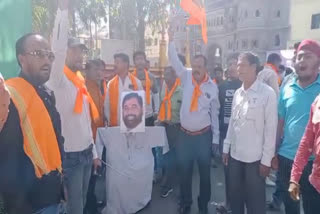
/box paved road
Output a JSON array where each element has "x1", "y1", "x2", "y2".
[{"x1": 139, "y1": 163, "x2": 285, "y2": 214}]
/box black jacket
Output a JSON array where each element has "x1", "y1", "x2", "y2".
[{"x1": 0, "y1": 76, "x2": 64, "y2": 214}]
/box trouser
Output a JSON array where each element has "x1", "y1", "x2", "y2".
[
  {"x1": 146, "y1": 116, "x2": 162, "y2": 172},
  {"x1": 228, "y1": 158, "x2": 266, "y2": 214},
  {"x1": 162, "y1": 123, "x2": 180, "y2": 188},
  {"x1": 271, "y1": 170, "x2": 283, "y2": 207},
  {"x1": 176, "y1": 129, "x2": 212, "y2": 211},
  {"x1": 33, "y1": 204, "x2": 60, "y2": 214},
  {"x1": 84, "y1": 171, "x2": 97, "y2": 214},
  {"x1": 63, "y1": 145, "x2": 93, "y2": 214},
  {"x1": 278, "y1": 155, "x2": 320, "y2": 214}
]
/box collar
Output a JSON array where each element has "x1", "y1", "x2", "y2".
[
  {"x1": 290, "y1": 74, "x2": 320, "y2": 88},
  {"x1": 240, "y1": 79, "x2": 259, "y2": 93}
]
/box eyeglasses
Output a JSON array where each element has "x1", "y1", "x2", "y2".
[{"x1": 24, "y1": 50, "x2": 55, "y2": 61}]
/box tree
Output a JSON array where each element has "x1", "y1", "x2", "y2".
[
  {"x1": 32, "y1": 0, "x2": 57, "y2": 38},
  {"x1": 107, "y1": 0, "x2": 173, "y2": 51},
  {"x1": 76, "y1": 0, "x2": 107, "y2": 48}
]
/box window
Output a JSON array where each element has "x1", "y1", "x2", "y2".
[
  {"x1": 276, "y1": 10, "x2": 281, "y2": 18},
  {"x1": 146, "y1": 38, "x2": 152, "y2": 47},
  {"x1": 255, "y1": 9, "x2": 261, "y2": 17},
  {"x1": 274, "y1": 35, "x2": 280, "y2": 46},
  {"x1": 176, "y1": 26, "x2": 179, "y2": 32},
  {"x1": 252, "y1": 40, "x2": 259, "y2": 48},
  {"x1": 221, "y1": 17, "x2": 224, "y2": 25},
  {"x1": 311, "y1": 14, "x2": 320, "y2": 29},
  {"x1": 154, "y1": 39, "x2": 158, "y2": 46},
  {"x1": 242, "y1": 40, "x2": 248, "y2": 49},
  {"x1": 244, "y1": 10, "x2": 248, "y2": 18}
]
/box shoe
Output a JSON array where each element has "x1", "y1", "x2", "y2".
[
  {"x1": 178, "y1": 206, "x2": 191, "y2": 214},
  {"x1": 161, "y1": 187, "x2": 173, "y2": 198},
  {"x1": 266, "y1": 177, "x2": 276, "y2": 187},
  {"x1": 266, "y1": 200, "x2": 281, "y2": 211}
]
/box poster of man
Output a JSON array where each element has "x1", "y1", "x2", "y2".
[{"x1": 120, "y1": 91, "x2": 145, "y2": 133}]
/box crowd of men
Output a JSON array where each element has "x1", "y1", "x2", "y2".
[{"x1": 1, "y1": 1, "x2": 320, "y2": 214}]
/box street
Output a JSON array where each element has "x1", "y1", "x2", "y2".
[{"x1": 139, "y1": 163, "x2": 284, "y2": 214}]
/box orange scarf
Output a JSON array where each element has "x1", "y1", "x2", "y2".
[
  {"x1": 85, "y1": 79, "x2": 105, "y2": 140},
  {"x1": 6, "y1": 78, "x2": 62, "y2": 178},
  {"x1": 102, "y1": 80, "x2": 107, "y2": 102},
  {"x1": 132, "y1": 69, "x2": 151, "y2": 105},
  {"x1": 108, "y1": 74, "x2": 139, "y2": 126},
  {"x1": 190, "y1": 75, "x2": 209, "y2": 112},
  {"x1": 64, "y1": 66, "x2": 99, "y2": 121},
  {"x1": 158, "y1": 78, "x2": 181, "y2": 121},
  {"x1": 266, "y1": 63, "x2": 281, "y2": 85}
]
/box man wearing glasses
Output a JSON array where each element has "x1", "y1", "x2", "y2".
[{"x1": 0, "y1": 32, "x2": 64, "y2": 214}]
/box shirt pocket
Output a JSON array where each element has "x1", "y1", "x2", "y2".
[{"x1": 246, "y1": 101, "x2": 264, "y2": 133}]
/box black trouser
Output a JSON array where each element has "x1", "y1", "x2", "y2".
[
  {"x1": 278, "y1": 155, "x2": 320, "y2": 214},
  {"x1": 162, "y1": 123, "x2": 180, "y2": 188},
  {"x1": 176, "y1": 129, "x2": 212, "y2": 211},
  {"x1": 228, "y1": 158, "x2": 266, "y2": 214}
]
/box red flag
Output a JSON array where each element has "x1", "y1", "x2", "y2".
[{"x1": 180, "y1": 0, "x2": 208, "y2": 44}]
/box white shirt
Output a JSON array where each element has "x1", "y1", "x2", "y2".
[
  {"x1": 258, "y1": 65, "x2": 280, "y2": 97},
  {"x1": 104, "y1": 75, "x2": 143, "y2": 125},
  {"x1": 46, "y1": 9, "x2": 97, "y2": 158},
  {"x1": 223, "y1": 80, "x2": 278, "y2": 166},
  {"x1": 96, "y1": 127, "x2": 168, "y2": 214},
  {"x1": 168, "y1": 42, "x2": 220, "y2": 145}
]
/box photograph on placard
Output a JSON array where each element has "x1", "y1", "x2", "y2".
[{"x1": 120, "y1": 90, "x2": 145, "y2": 133}]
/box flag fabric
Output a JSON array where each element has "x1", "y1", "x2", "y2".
[
  {"x1": 0, "y1": 0, "x2": 32, "y2": 79},
  {"x1": 180, "y1": 0, "x2": 208, "y2": 44}
]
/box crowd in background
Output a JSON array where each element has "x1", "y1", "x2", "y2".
[{"x1": 1, "y1": 1, "x2": 320, "y2": 214}]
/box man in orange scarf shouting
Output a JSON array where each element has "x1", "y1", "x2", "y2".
[
  {"x1": 0, "y1": 33, "x2": 64, "y2": 213},
  {"x1": 168, "y1": 26, "x2": 220, "y2": 214},
  {"x1": 46, "y1": 2, "x2": 101, "y2": 213}
]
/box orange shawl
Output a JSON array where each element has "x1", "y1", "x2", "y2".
[
  {"x1": 6, "y1": 77, "x2": 62, "y2": 178},
  {"x1": 190, "y1": 75, "x2": 209, "y2": 112},
  {"x1": 158, "y1": 78, "x2": 181, "y2": 121},
  {"x1": 85, "y1": 79, "x2": 105, "y2": 140},
  {"x1": 64, "y1": 66, "x2": 99, "y2": 121},
  {"x1": 132, "y1": 69, "x2": 151, "y2": 105},
  {"x1": 108, "y1": 74, "x2": 139, "y2": 126}
]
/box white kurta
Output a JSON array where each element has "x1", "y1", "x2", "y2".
[{"x1": 96, "y1": 127, "x2": 168, "y2": 214}]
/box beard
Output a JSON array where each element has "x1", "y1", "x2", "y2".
[{"x1": 123, "y1": 113, "x2": 143, "y2": 129}]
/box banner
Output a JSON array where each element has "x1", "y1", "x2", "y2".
[{"x1": 0, "y1": 0, "x2": 32, "y2": 79}]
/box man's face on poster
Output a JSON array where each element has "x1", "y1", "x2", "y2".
[{"x1": 122, "y1": 95, "x2": 143, "y2": 130}]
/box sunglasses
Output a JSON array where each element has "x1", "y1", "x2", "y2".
[{"x1": 24, "y1": 50, "x2": 55, "y2": 61}]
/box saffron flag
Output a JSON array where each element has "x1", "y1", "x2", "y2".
[
  {"x1": 180, "y1": 0, "x2": 208, "y2": 44},
  {"x1": 0, "y1": 0, "x2": 32, "y2": 79}
]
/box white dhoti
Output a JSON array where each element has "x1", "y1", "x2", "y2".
[{"x1": 96, "y1": 127, "x2": 168, "y2": 214}]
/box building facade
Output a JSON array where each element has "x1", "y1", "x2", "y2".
[
  {"x1": 289, "y1": 0, "x2": 320, "y2": 47},
  {"x1": 173, "y1": 0, "x2": 290, "y2": 70}
]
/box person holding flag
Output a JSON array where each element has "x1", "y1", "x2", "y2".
[{"x1": 168, "y1": 25, "x2": 220, "y2": 214}]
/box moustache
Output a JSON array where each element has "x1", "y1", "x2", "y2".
[
  {"x1": 40, "y1": 64, "x2": 51, "y2": 70},
  {"x1": 124, "y1": 114, "x2": 137, "y2": 120}
]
